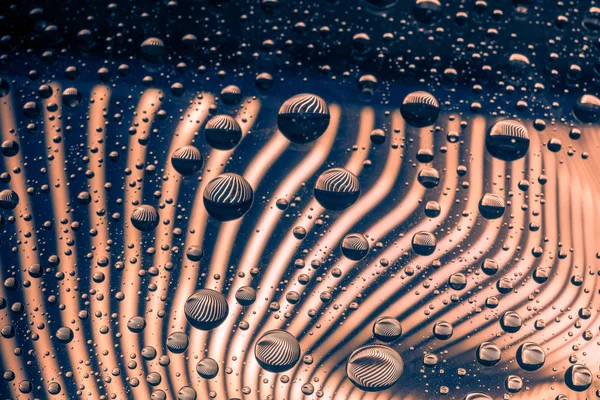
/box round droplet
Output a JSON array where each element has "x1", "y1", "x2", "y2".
[
  {"x1": 565, "y1": 364, "x2": 592, "y2": 392},
  {"x1": 47, "y1": 382, "x2": 61, "y2": 395},
  {"x1": 185, "y1": 245, "x2": 204, "y2": 262},
  {"x1": 481, "y1": 258, "x2": 499, "y2": 275},
  {"x1": 55, "y1": 327, "x2": 74, "y2": 343},
  {"x1": 448, "y1": 273, "x2": 467, "y2": 290},
  {"x1": 235, "y1": 286, "x2": 256, "y2": 306},
  {"x1": 140, "y1": 37, "x2": 165, "y2": 61},
  {"x1": 203, "y1": 173, "x2": 253, "y2": 221},
  {"x1": 151, "y1": 389, "x2": 166, "y2": 400},
  {"x1": 400, "y1": 91, "x2": 440, "y2": 128},
  {"x1": 516, "y1": 342, "x2": 545, "y2": 371},
  {"x1": 177, "y1": 386, "x2": 197, "y2": 400},
  {"x1": 505, "y1": 375, "x2": 523, "y2": 393},
  {"x1": 130, "y1": 205, "x2": 160, "y2": 232},
  {"x1": 423, "y1": 353, "x2": 439, "y2": 368},
  {"x1": 346, "y1": 345, "x2": 404, "y2": 392},
  {"x1": 413, "y1": 0, "x2": 442, "y2": 24},
  {"x1": 500, "y1": 311, "x2": 522, "y2": 333},
  {"x1": 166, "y1": 332, "x2": 189, "y2": 354},
  {"x1": 254, "y1": 330, "x2": 301, "y2": 373},
  {"x1": 372, "y1": 317, "x2": 402, "y2": 342},
  {"x1": 314, "y1": 168, "x2": 360, "y2": 211},
  {"x1": 370, "y1": 129, "x2": 386, "y2": 144},
  {"x1": 23, "y1": 101, "x2": 40, "y2": 118},
  {"x1": 476, "y1": 342, "x2": 501, "y2": 366},
  {"x1": 127, "y1": 316, "x2": 146, "y2": 333},
  {"x1": 341, "y1": 233, "x2": 369, "y2": 261},
  {"x1": 171, "y1": 146, "x2": 203, "y2": 176},
  {"x1": 277, "y1": 94, "x2": 330, "y2": 143},
  {"x1": 418, "y1": 167, "x2": 440, "y2": 188},
  {"x1": 411, "y1": 231, "x2": 436, "y2": 256},
  {"x1": 62, "y1": 87, "x2": 82, "y2": 108},
  {"x1": 573, "y1": 94, "x2": 600, "y2": 123},
  {"x1": 184, "y1": 289, "x2": 229, "y2": 330},
  {"x1": 1, "y1": 140, "x2": 19, "y2": 157},
  {"x1": 220, "y1": 85, "x2": 242, "y2": 105},
  {"x1": 433, "y1": 321, "x2": 453, "y2": 340},
  {"x1": 486, "y1": 120, "x2": 530, "y2": 161},
  {"x1": 196, "y1": 357, "x2": 219, "y2": 379},
  {"x1": 478, "y1": 193, "x2": 505, "y2": 219},
  {"x1": 508, "y1": 53, "x2": 530, "y2": 72},
  {"x1": 424, "y1": 201, "x2": 441, "y2": 217},
  {"x1": 0, "y1": 189, "x2": 19, "y2": 210},
  {"x1": 204, "y1": 115, "x2": 242, "y2": 150},
  {"x1": 142, "y1": 346, "x2": 157, "y2": 360}
]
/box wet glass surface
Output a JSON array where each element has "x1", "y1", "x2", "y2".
[{"x1": 0, "y1": 1, "x2": 599, "y2": 399}]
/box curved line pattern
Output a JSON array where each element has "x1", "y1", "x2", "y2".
[
  {"x1": 43, "y1": 83, "x2": 109, "y2": 398},
  {"x1": 1, "y1": 91, "x2": 68, "y2": 399},
  {"x1": 0, "y1": 84, "x2": 599, "y2": 400}
]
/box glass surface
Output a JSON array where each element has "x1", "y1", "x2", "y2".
[{"x1": 0, "y1": 1, "x2": 598, "y2": 399}]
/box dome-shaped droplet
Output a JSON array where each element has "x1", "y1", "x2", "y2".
[
  {"x1": 508, "y1": 53, "x2": 530, "y2": 72},
  {"x1": 204, "y1": 115, "x2": 242, "y2": 150},
  {"x1": 1, "y1": 140, "x2": 19, "y2": 157},
  {"x1": 196, "y1": 357, "x2": 219, "y2": 379},
  {"x1": 413, "y1": 0, "x2": 442, "y2": 24},
  {"x1": 47, "y1": 382, "x2": 61, "y2": 395},
  {"x1": 130, "y1": 204, "x2": 160, "y2": 232},
  {"x1": 372, "y1": 317, "x2": 402, "y2": 342},
  {"x1": 55, "y1": 327, "x2": 74, "y2": 343},
  {"x1": 184, "y1": 289, "x2": 229, "y2": 330},
  {"x1": 62, "y1": 87, "x2": 82, "y2": 108},
  {"x1": 166, "y1": 332, "x2": 190, "y2": 354},
  {"x1": 486, "y1": 120, "x2": 530, "y2": 161},
  {"x1": 424, "y1": 200, "x2": 441, "y2": 217},
  {"x1": 314, "y1": 168, "x2": 360, "y2": 211},
  {"x1": 254, "y1": 330, "x2": 301, "y2": 373},
  {"x1": 127, "y1": 316, "x2": 146, "y2": 333},
  {"x1": 505, "y1": 375, "x2": 523, "y2": 393},
  {"x1": 235, "y1": 286, "x2": 256, "y2": 306},
  {"x1": 171, "y1": 145, "x2": 203, "y2": 176},
  {"x1": 277, "y1": 94, "x2": 330, "y2": 144},
  {"x1": 476, "y1": 342, "x2": 501, "y2": 366},
  {"x1": 500, "y1": 311, "x2": 522, "y2": 333},
  {"x1": 220, "y1": 85, "x2": 242, "y2": 105},
  {"x1": 418, "y1": 167, "x2": 440, "y2": 188},
  {"x1": 400, "y1": 91, "x2": 440, "y2": 127},
  {"x1": 140, "y1": 37, "x2": 166, "y2": 61},
  {"x1": 185, "y1": 245, "x2": 204, "y2": 262},
  {"x1": 516, "y1": 342, "x2": 545, "y2": 371},
  {"x1": 0, "y1": 189, "x2": 19, "y2": 210},
  {"x1": 565, "y1": 364, "x2": 592, "y2": 392},
  {"x1": 177, "y1": 386, "x2": 197, "y2": 400},
  {"x1": 346, "y1": 345, "x2": 404, "y2": 392},
  {"x1": 203, "y1": 173, "x2": 253, "y2": 221},
  {"x1": 448, "y1": 272, "x2": 467, "y2": 290},
  {"x1": 481, "y1": 258, "x2": 499, "y2": 275},
  {"x1": 433, "y1": 320, "x2": 453, "y2": 340},
  {"x1": 341, "y1": 233, "x2": 369, "y2": 261},
  {"x1": 411, "y1": 231, "x2": 436, "y2": 256},
  {"x1": 478, "y1": 193, "x2": 505, "y2": 219},
  {"x1": 23, "y1": 101, "x2": 40, "y2": 118},
  {"x1": 573, "y1": 94, "x2": 600, "y2": 123}
]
